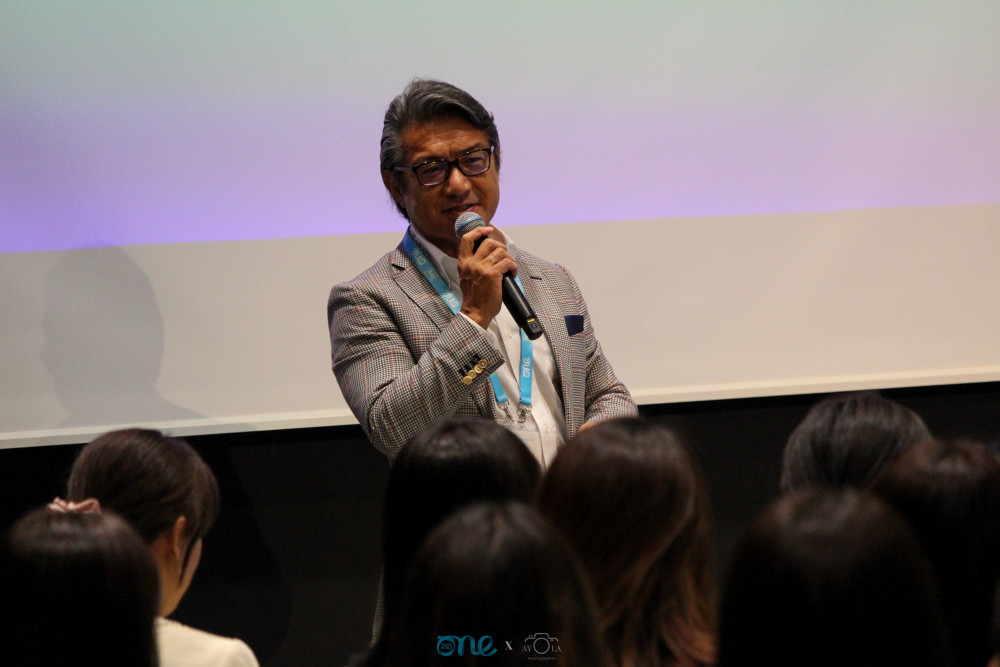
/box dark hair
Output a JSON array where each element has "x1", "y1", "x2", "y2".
[
  {"x1": 780, "y1": 391, "x2": 931, "y2": 492},
  {"x1": 381, "y1": 501, "x2": 610, "y2": 667},
  {"x1": 380, "y1": 78, "x2": 501, "y2": 219},
  {"x1": 0, "y1": 507, "x2": 160, "y2": 666},
  {"x1": 717, "y1": 488, "x2": 951, "y2": 667},
  {"x1": 375, "y1": 418, "x2": 540, "y2": 653},
  {"x1": 536, "y1": 417, "x2": 716, "y2": 667},
  {"x1": 992, "y1": 580, "x2": 1000, "y2": 662},
  {"x1": 873, "y1": 439, "x2": 1000, "y2": 667},
  {"x1": 67, "y1": 428, "x2": 220, "y2": 570}
]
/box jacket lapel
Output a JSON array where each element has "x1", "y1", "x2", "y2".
[
  {"x1": 516, "y1": 252, "x2": 573, "y2": 409},
  {"x1": 391, "y1": 240, "x2": 496, "y2": 419},
  {"x1": 390, "y1": 243, "x2": 455, "y2": 331}
]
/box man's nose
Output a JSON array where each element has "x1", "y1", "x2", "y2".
[{"x1": 442, "y1": 163, "x2": 472, "y2": 194}]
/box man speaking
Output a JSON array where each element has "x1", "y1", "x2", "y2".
[{"x1": 327, "y1": 79, "x2": 636, "y2": 465}]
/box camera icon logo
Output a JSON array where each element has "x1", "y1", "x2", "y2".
[{"x1": 523, "y1": 632, "x2": 560, "y2": 655}]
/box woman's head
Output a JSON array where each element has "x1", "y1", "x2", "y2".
[
  {"x1": 536, "y1": 417, "x2": 716, "y2": 667},
  {"x1": 384, "y1": 501, "x2": 609, "y2": 667},
  {"x1": 717, "y1": 487, "x2": 951, "y2": 667},
  {"x1": 780, "y1": 391, "x2": 931, "y2": 492},
  {"x1": 0, "y1": 506, "x2": 160, "y2": 666},
  {"x1": 67, "y1": 428, "x2": 220, "y2": 615},
  {"x1": 873, "y1": 438, "x2": 1000, "y2": 667},
  {"x1": 380, "y1": 418, "x2": 541, "y2": 632}
]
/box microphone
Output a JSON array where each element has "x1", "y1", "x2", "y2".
[{"x1": 455, "y1": 212, "x2": 545, "y2": 340}]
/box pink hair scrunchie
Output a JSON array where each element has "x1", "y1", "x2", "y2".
[{"x1": 47, "y1": 497, "x2": 102, "y2": 514}]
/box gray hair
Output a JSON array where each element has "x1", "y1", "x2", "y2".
[{"x1": 380, "y1": 79, "x2": 501, "y2": 219}]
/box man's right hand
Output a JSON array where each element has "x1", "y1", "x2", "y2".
[{"x1": 457, "y1": 225, "x2": 518, "y2": 329}]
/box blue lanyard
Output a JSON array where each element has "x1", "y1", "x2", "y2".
[{"x1": 402, "y1": 229, "x2": 534, "y2": 422}]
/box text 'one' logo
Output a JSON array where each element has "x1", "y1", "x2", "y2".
[{"x1": 436, "y1": 635, "x2": 497, "y2": 657}]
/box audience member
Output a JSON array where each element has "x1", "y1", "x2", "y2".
[
  {"x1": 0, "y1": 504, "x2": 160, "y2": 666},
  {"x1": 536, "y1": 417, "x2": 716, "y2": 667},
  {"x1": 66, "y1": 427, "x2": 259, "y2": 667},
  {"x1": 716, "y1": 487, "x2": 952, "y2": 667},
  {"x1": 380, "y1": 501, "x2": 611, "y2": 667},
  {"x1": 780, "y1": 390, "x2": 931, "y2": 492},
  {"x1": 873, "y1": 438, "x2": 1000, "y2": 667},
  {"x1": 364, "y1": 418, "x2": 541, "y2": 665},
  {"x1": 989, "y1": 580, "x2": 1000, "y2": 667}
]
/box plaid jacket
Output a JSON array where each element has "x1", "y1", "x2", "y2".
[{"x1": 327, "y1": 233, "x2": 636, "y2": 460}]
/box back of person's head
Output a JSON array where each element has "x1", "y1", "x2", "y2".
[
  {"x1": 0, "y1": 505, "x2": 160, "y2": 666},
  {"x1": 873, "y1": 438, "x2": 1000, "y2": 667},
  {"x1": 716, "y1": 487, "x2": 951, "y2": 667},
  {"x1": 382, "y1": 501, "x2": 610, "y2": 667},
  {"x1": 536, "y1": 417, "x2": 715, "y2": 667},
  {"x1": 67, "y1": 427, "x2": 219, "y2": 548},
  {"x1": 780, "y1": 390, "x2": 931, "y2": 492},
  {"x1": 67, "y1": 428, "x2": 220, "y2": 616},
  {"x1": 379, "y1": 418, "x2": 541, "y2": 640}
]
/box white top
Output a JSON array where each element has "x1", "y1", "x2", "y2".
[
  {"x1": 411, "y1": 227, "x2": 566, "y2": 468},
  {"x1": 156, "y1": 618, "x2": 260, "y2": 667}
]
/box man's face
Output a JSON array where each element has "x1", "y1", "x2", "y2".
[{"x1": 383, "y1": 115, "x2": 500, "y2": 257}]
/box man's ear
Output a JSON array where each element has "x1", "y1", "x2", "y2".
[{"x1": 383, "y1": 169, "x2": 406, "y2": 208}]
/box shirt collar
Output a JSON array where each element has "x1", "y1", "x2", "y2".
[{"x1": 409, "y1": 225, "x2": 519, "y2": 290}]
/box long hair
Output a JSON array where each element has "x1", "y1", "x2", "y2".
[
  {"x1": 67, "y1": 428, "x2": 220, "y2": 570},
  {"x1": 0, "y1": 508, "x2": 160, "y2": 666},
  {"x1": 716, "y1": 488, "x2": 952, "y2": 667},
  {"x1": 382, "y1": 501, "x2": 611, "y2": 667},
  {"x1": 368, "y1": 418, "x2": 541, "y2": 665},
  {"x1": 536, "y1": 417, "x2": 716, "y2": 667},
  {"x1": 780, "y1": 390, "x2": 931, "y2": 492}
]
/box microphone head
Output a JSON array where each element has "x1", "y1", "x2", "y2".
[{"x1": 454, "y1": 211, "x2": 486, "y2": 237}]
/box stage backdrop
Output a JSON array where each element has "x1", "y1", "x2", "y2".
[{"x1": 3, "y1": 2, "x2": 999, "y2": 446}]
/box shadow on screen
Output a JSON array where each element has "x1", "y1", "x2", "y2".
[{"x1": 41, "y1": 245, "x2": 201, "y2": 427}]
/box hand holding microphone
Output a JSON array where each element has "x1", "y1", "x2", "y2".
[{"x1": 455, "y1": 212, "x2": 545, "y2": 340}]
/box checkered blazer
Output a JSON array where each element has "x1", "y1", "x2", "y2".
[{"x1": 327, "y1": 232, "x2": 636, "y2": 459}]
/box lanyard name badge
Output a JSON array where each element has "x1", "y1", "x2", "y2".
[{"x1": 402, "y1": 230, "x2": 533, "y2": 423}]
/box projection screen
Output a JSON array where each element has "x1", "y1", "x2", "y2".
[{"x1": 3, "y1": 1, "x2": 999, "y2": 447}]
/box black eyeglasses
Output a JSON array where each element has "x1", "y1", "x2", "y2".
[{"x1": 394, "y1": 146, "x2": 494, "y2": 187}]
